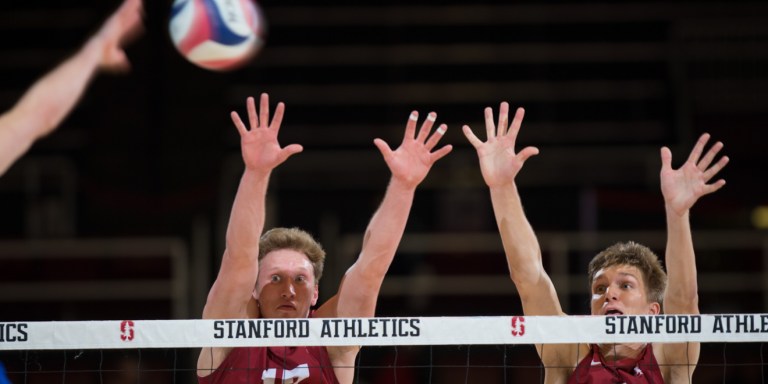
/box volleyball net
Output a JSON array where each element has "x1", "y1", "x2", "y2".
[{"x1": 2, "y1": 314, "x2": 768, "y2": 382}]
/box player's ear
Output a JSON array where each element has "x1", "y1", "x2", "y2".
[
  {"x1": 311, "y1": 284, "x2": 319, "y2": 306},
  {"x1": 648, "y1": 301, "x2": 661, "y2": 315}
]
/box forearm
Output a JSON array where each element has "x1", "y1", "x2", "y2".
[
  {"x1": 13, "y1": 36, "x2": 103, "y2": 142},
  {"x1": 355, "y1": 177, "x2": 415, "y2": 274},
  {"x1": 663, "y1": 207, "x2": 699, "y2": 313},
  {"x1": 335, "y1": 178, "x2": 415, "y2": 318},
  {"x1": 0, "y1": 37, "x2": 104, "y2": 175},
  {"x1": 489, "y1": 183, "x2": 544, "y2": 283},
  {"x1": 204, "y1": 169, "x2": 269, "y2": 318},
  {"x1": 225, "y1": 169, "x2": 270, "y2": 258}
]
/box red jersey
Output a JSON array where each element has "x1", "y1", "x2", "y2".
[
  {"x1": 568, "y1": 344, "x2": 664, "y2": 384},
  {"x1": 197, "y1": 345, "x2": 339, "y2": 384}
]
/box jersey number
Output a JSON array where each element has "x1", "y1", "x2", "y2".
[{"x1": 261, "y1": 364, "x2": 310, "y2": 384}]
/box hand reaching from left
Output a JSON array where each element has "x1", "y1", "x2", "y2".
[
  {"x1": 374, "y1": 111, "x2": 453, "y2": 189},
  {"x1": 92, "y1": 0, "x2": 144, "y2": 72},
  {"x1": 661, "y1": 133, "x2": 729, "y2": 216}
]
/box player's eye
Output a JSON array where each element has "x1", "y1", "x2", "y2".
[{"x1": 594, "y1": 285, "x2": 606, "y2": 293}]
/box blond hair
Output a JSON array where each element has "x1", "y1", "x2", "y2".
[
  {"x1": 588, "y1": 241, "x2": 667, "y2": 305},
  {"x1": 259, "y1": 227, "x2": 326, "y2": 283}
]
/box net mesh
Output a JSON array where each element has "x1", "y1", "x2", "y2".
[{"x1": 2, "y1": 315, "x2": 767, "y2": 383}]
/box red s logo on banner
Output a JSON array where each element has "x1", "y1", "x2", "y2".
[
  {"x1": 120, "y1": 320, "x2": 135, "y2": 341},
  {"x1": 510, "y1": 316, "x2": 525, "y2": 337}
]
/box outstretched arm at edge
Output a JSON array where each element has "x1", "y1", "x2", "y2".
[
  {"x1": 0, "y1": 0, "x2": 142, "y2": 175},
  {"x1": 659, "y1": 133, "x2": 728, "y2": 376}
]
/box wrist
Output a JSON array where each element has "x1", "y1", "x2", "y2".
[
  {"x1": 665, "y1": 205, "x2": 690, "y2": 220},
  {"x1": 388, "y1": 177, "x2": 418, "y2": 194}
]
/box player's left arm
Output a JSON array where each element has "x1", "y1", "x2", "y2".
[
  {"x1": 659, "y1": 133, "x2": 728, "y2": 369},
  {"x1": 316, "y1": 111, "x2": 452, "y2": 319},
  {"x1": 0, "y1": 0, "x2": 142, "y2": 176},
  {"x1": 320, "y1": 111, "x2": 451, "y2": 380}
]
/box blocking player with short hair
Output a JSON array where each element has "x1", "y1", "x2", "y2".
[
  {"x1": 197, "y1": 93, "x2": 452, "y2": 383},
  {"x1": 463, "y1": 102, "x2": 728, "y2": 383}
]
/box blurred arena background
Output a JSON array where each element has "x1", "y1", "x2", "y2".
[{"x1": 0, "y1": 0, "x2": 767, "y2": 324}]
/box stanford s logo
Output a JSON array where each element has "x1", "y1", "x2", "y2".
[
  {"x1": 120, "y1": 320, "x2": 135, "y2": 342},
  {"x1": 510, "y1": 316, "x2": 525, "y2": 337}
]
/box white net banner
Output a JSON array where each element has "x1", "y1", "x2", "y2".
[{"x1": 3, "y1": 314, "x2": 768, "y2": 350}]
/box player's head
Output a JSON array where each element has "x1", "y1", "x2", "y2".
[
  {"x1": 254, "y1": 227, "x2": 326, "y2": 318},
  {"x1": 587, "y1": 241, "x2": 667, "y2": 316}
]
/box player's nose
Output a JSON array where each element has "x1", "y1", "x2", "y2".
[{"x1": 280, "y1": 282, "x2": 296, "y2": 298}]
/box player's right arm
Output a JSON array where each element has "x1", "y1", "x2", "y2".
[
  {"x1": 463, "y1": 103, "x2": 559, "y2": 315},
  {"x1": 0, "y1": 0, "x2": 142, "y2": 176},
  {"x1": 197, "y1": 94, "x2": 302, "y2": 375},
  {"x1": 464, "y1": 103, "x2": 578, "y2": 371}
]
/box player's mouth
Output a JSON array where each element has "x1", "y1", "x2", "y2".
[
  {"x1": 277, "y1": 303, "x2": 296, "y2": 311},
  {"x1": 604, "y1": 309, "x2": 623, "y2": 316}
]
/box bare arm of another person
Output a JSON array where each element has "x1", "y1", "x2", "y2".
[{"x1": 0, "y1": 0, "x2": 143, "y2": 175}]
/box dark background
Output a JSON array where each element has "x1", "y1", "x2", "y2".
[{"x1": 0, "y1": 0, "x2": 767, "y2": 382}]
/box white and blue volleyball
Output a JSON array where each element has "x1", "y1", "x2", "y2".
[{"x1": 169, "y1": 0, "x2": 265, "y2": 71}]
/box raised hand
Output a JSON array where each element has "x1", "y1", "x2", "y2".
[
  {"x1": 93, "y1": 0, "x2": 144, "y2": 72},
  {"x1": 373, "y1": 111, "x2": 453, "y2": 188},
  {"x1": 661, "y1": 133, "x2": 729, "y2": 216},
  {"x1": 463, "y1": 102, "x2": 539, "y2": 188},
  {"x1": 231, "y1": 93, "x2": 302, "y2": 175}
]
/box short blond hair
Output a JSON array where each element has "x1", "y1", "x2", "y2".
[
  {"x1": 588, "y1": 241, "x2": 667, "y2": 305},
  {"x1": 259, "y1": 227, "x2": 326, "y2": 283}
]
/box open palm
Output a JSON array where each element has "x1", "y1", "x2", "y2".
[
  {"x1": 463, "y1": 102, "x2": 538, "y2": 188},
  {"x1": 231, "y1": 94, "x2": 302, "y2": 175},
  {"x1": 374, "y1": 111, "x2": 452, "y2": 188},
  {"x1": 660, "y1": 133, "x2": 729, "y2": 215}
]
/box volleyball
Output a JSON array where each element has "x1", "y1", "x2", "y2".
[{"x1": 169, "y1": 0, "x2": 265, "y2": 71}]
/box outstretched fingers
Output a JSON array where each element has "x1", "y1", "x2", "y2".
[
  {"x1": 230, "y1": 111, "x2": 248, "y2": 136},
  {"x1": 430, "y1": 144, "x2": 453, "y2": 163},
  {"x1": 703, "y1": 179, "x2": 727, "y2": 195},
  {"x1": 517, "y1": 146, "x2": 540, "y2": 163},
  {"x1": 697, "y1": 141, "x2": 723, "y2": 171},
  {"x1": 404, "y1": 111, "x2": 418, "y2": 143},
  {"x1": 271, "y1": 102, "x2": 285, "y2": 132},
  {"x1": 508, "y1": 107, "x2": 525, "y2": 141},
  {"x1": 416, "y1": 112, "x2": 437, "y2": 143},
  {"x1": 660, "y1": 146, "x2": 673, "y2": 171},
  {"x1": 278, "y1": 144, "x2": 304, "y2": 163},
  {"x1": 258, "y1": 93, "x2": 270, "y2": 130},
  {"x1": 424, "y1": 124, "x2": 447, "y2": 151},
  {"x1": 373, "y1": 138, "x2": 393, "y2": 159},
  {"x1": 497, "y1": 102, "x2": 509, "y2": 137},
  {"x1": 484, "y1": 107, "x2": 496, "y2": 141},
  {"x1": 703, "y1": 156, "x2": 730, "y2": 182},
  {"x1": 686, "y1": 133, "x2": 710, "y2": 165},
  {"x1": 246, "y1": 96, "x2": 258, "y2": 129},
  {"x1": 462, "y1": 125, "x2": 483, "y2": 149}
]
